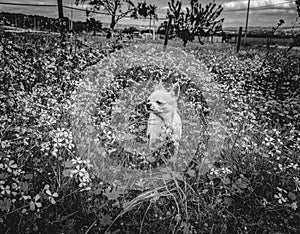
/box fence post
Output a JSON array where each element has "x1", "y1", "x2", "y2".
[
  {"x1": 164, "y1": 15, "x2": 173, "y2": 50},
  {"x1": 236, "y1": 27, "x2": 243, "y2": 52},
  {"x1": 57, "y1": 0, "x2": 64, "y2": 18}
]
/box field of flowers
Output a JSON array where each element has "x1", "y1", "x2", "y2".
[{"x1": 0, "y1": 33, "x2": 299, "y2": 233}]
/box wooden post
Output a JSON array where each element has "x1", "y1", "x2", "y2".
[
  {"x1": 33, "y1": 16, "x2": 36, "y2": 31},
  {"x1": 236, "y1": 27, "x2": 242, "y2": 52},
  {"x1": 57, "y1": 0, "x2": 65, "y2": 40},
  {"x1": 70, "y1": 3, "x2": 73, "y2": 31},
  {"x1": 243, "y1": 0, "x2": 250, "y2": 44},
  {"x1": 57, "y1": 0, "x2": 64, "y2": 18},
  {"x1": 153, "y1": 17, "x2": 156, "y2": 40},
  {"x1": 164, "y1": 15, "x2": 173, "y2": 50}
]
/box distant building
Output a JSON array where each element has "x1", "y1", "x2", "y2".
[{"x1": 133, "y1": 31, "x2": 142, "y2": 38}]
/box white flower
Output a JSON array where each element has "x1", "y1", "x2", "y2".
[
  {"x1": 274, "y1": 193, "x2": 287, "y2": 204},
  {"x1": 290, "y1": 202, "x2": 297, "y2": 211},
  {"x1": 1, "y1": 185, "x2": 11, "y2": 195}
]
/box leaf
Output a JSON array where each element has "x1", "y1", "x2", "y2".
[
  {"x1": 123, "y1": 133, "x2": 136, "y2": 141},
  {"x1": 182, "y1": 222, "x2": 190, "y2": 234},
  {"x1": 97, "y1": 147, "x2": 106, "y2": 156},
  {"x1": 187, "y1": 169, "x2": 196, "y2": 177},
  {"x1": 100, "y1": 214, "x2": 113, "y2": 226},
  {"x1": 135, "y1": 179, "x2": 145, "y2": 188},
  {"x1": 159, "y1": 168, "x2": 169, "y2": 173},
  {"x1": 169, "y1": 156, "x2": 178, "y2": 164},
  {"x1": 49, "y1": 197, "x2": 56, "y2": 204},
  {"x1": 45, "y1": 190, "x2": 52, "y2": 196},
  {"x1": 64, "y1": 160, "x2": 74, "y2": 168},
  {"x1": 224, "y1": 197, "x2": 232, "y2": 206},
  {"x1": 139, "y1": 125, "x2": 146, "y2": 131},
  {"x1": 0, "y1": 173, "x2": 9, "y2": 180},
  {"x1": 62, "y1": 169, "x2": 71, "y2": 177},
  {"x1": 90, "y1": 188, "x2": 102, "y2": 195},
  {"x1": 236, "y1": 178, "x2": 248, "y2": 189},
  {"x1": 222, "y1": 177, "x2": 231, "y2": 185},
  {"x1": 0, "y1": 198, "x2": 12, "y2": 212},
  {"x1": 288, "y1": 192, "x2": 297, "y2": 201},
  {"x1": 162, "y1": 173, "x2": 171, "y2": 181},
  {"x1": 175, "y1": 173, "x2": 184, "y2": 181},
  {"x1": 34, "y1": 195, "x2": 40, "y2": 202},
  {"x1": 146, "y1": 156, "x2": 156, "y2": 163},
  {"x1": 20, "y1": 182, "x2": 29, "y2": 192},
  {"x1": 104, "y1": 188, "x2": 122, "y2": 201},
  {"x1": 24, "y1": 174, "x2": 33, "y2": 180},
  {"x1": 29, "y1": 201, "x2": 35, "y2": 211}
]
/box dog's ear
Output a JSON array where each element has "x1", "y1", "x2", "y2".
[
  {"x1": 170, "y1": 82, "x2": 180, "y2": 99},
  {"x1": 155, "y1": 80, "x2": 165, "y2": 91}
]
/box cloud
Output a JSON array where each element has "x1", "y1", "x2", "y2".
[{"x1": 223, "y1": 0, "x2": 294, "y2": 11}]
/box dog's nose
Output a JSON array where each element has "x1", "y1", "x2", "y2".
[{"x1": 146, "y1": 102, "x2": 152, "y2": 111}]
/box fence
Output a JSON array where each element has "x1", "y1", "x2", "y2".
[{"x1": 197, "y1": 27, "x2": 294, "y2": 47}]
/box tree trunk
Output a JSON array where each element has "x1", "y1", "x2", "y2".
[
  {"x1": 183, "y1": 39, "x2": 187, "y2": 47},
  {"x1": 110, "y1": 15, "x2": 116, "y2": 29},
  {"x1": 198, "y1": 36, "x2": 204, "y2": 45}
]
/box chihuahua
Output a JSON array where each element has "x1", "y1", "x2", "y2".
[{"x1": 146, "y1": 81, "x2": 182, "y2": 151}]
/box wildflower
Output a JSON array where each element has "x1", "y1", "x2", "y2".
[
  {"x1": 72, "y1": 157, "x2": 83, "y2": 164},
  {"x1": 262, "y1": 136, "x2": 274, "y2": 147},
  {"x1": 29, "y1": 194, "x2": 42, "y2": 211},
  {"x1": 1, "y1": 185, "x2": 11, "y2": 195},
  {"x1": 294, "y1": 177, "x2": 300, "y2": 192},
  {"x1": 6, "y1": 160, "x2": 18, "y2": 173},
  {"x1": 261, "y1": 197, "x2": 268, "y2": 207},
  {"x1": 44, "y1": 185, "x2": 58, "y2": 204},
  {"x1": 40, "y1": 142, "x2": 50, "y2": 152},
  {"x1": 1, "y1": 140, "x2": 11, "y2": 149},
  {"x1": 274, "y1": 193, "x2": 287, "y2": 204},
  {"x1": 290, "y1": 202, "x2": 298, "y2": 211}
]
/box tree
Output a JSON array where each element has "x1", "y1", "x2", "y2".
[
  {"x1": 75, "y1": 0, "x2": 137, "y2": 29},
  {"x1": 132, "y1": 1, "x2": 157, "y2": 33},
  {"x1": 167, "y1": 0, "x2": 224, "y2": 46},
  {"x1": 296, "y1": 0, "x2": 300, "y2": 17},
  {"x1": 157, "y1": 21, "x2": 176, "y2": 38},
  {"x1": 287, "y1": 1, "x2": 300, "y2": 51},
  {"x1": 148, "y1": 3, "x2": 158, "y2": 31}
]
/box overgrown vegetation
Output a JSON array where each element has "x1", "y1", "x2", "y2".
[
  {"x1": 167, "y1": 0, "x2": 224, "y2": 46},
  {"x1": 0, "y1": 32, "x2": 299, "y2": 233}
]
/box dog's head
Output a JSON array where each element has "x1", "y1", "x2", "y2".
[{"x1": 146, "y1": 81, "x2": 180, "y2": 116}]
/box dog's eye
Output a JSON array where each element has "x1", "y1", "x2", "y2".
[{"x1": 156, "y1": 101, "x2": 163, "y2": 105}]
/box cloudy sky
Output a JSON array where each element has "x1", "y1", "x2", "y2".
[{"x1": 0, "y1": 0, "x2": 298, "y2": 29}]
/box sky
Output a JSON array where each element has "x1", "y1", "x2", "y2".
[{"x1": 0, "y1": 0, "x2": 298, "y2": 29}]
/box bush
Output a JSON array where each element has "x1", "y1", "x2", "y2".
[{"x1": 0, "y1": 33, "x2": 299, "y2": 233}]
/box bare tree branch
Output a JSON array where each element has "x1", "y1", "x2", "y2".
[{"x1": 75, "y1": 0, "x2": 138, "y2": 29}]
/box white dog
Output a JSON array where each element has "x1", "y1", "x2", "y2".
[{"x1": 146, "y1": 81, "x2": 182, "y2": 151}]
